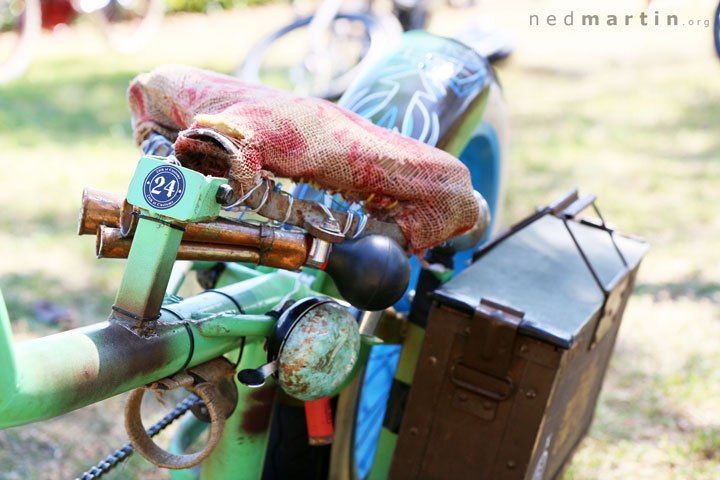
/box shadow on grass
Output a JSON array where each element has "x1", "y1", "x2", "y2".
[
  {"x1": 593, "y1": 348, "x2": 720, "y2": 465},
  {"x1": 0, "y1": 271, "x2": 115, "y2": 330},
  {"x1": 635, "y1": 275, "x2": 720, "y2": 303},
  {"x1": 0, "y1": 429, "x2": 61, "y2": 479},
  {"x1": 509, "y1": 74, "x2": 720, "y2": 164},
  {"x1": 632, "y1": 94, "x2": 720, "y2": 163}
]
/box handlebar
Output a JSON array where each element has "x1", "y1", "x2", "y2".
[{"x1": 79, "y1": 186, "x2": 411, "y2": 311}]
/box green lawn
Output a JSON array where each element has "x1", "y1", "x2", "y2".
[{"x1": 1, "y1": 2, "x2": 720, "y2": 478}]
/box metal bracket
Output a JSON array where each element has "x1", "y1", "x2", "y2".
[
  {"x1": 450, "y1": 299, "x2": 524, "y2": 406},
  {"x1": 552, "y1": 193, "x2": 631, "y2": 350},
  {"x1": 303, "y1": 203, "x2": 345, "y2": 243},
  {"x1": 111, "y1": 156, "x2": 229, "y2": 333}
]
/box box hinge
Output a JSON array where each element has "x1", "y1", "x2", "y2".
[{"x1": 450, "y1": 299, "x2": 524, "y2": 403}]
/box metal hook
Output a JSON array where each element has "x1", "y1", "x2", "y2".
[
  {"x1": 184, "y1": 128, "x2": 239, "y2": 156},
  {"x1": 342, "y1": 211, "x2": 355, "y2": 236},
  {"x1": 318, "y1": 203, "x2": 338, "y2": 225},
  {"x1": 224, "y1": 179, "x2": 266, "y2": 211},
  {"x1": 243, "y1": 179, "x2": 271, "y2": 214},
  {"x1": 351, "y1": 213, "x2": 368, "y2": 239}
]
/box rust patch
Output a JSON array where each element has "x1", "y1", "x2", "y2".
[
  {"x1": 62, "y1": 321, "x2": 174, "y2": 407},
  {"x1": 240, "y1": 384, "x2": 277, "y2": 435}
]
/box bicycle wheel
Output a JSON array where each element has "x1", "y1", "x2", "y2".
[
  {"x1": 330, "y1": 86, "x2": 507, "y2": 480},
  {"x1": 0, "y1": 0, "x2": 40, "y2": 83},
  {"x1": 329, "y1": 32, "x2": 509, "y2": 479},
  {"x1": 257, "y1": 31, "x2": 508, "y2": 479},
  {"x1": 90, "y1": 0, "x2": 164, "y2": 54},
  {"x1": 236, "y1": 13, "x2": 401, "y2": 100}
]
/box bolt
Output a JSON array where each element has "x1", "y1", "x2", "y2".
[
  {"x1": 526, "y1": 389, "x2": 537, "y2": 399},
  {"x1": 409, "y1": 427, "x2": 418, "y2": 436},
  {"x1": 215, "y1": 184, "x2": 234, "y2": 204},
  {"x1": 321, "y1": 219, "x2": 341, "y2": 233},
  {"x1": 464, "y1": 326, "x2": 472, "y2": 335},
  {"x1": 506, "y1": 459, "x2": 517, "y2": 469},
  {"x1": 519, "y1": 344, "x2": 529, "y2": 353},
  {"x1": 428, "y1": 356, "x2": 438, "y2": 366}
]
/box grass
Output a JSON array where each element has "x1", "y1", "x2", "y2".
[{"x1": 1, "y1": 0, "x2": 720, "y2": 478}]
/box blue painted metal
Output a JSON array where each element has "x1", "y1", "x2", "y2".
[
  {"x1": 453, "y1": 121, "x2": 503, "y2": 272},
  {"x1": 354, "y1": 345, "x2": 401, "y2": 478},
  {"x1": 333, "y1": 31, "x2": 505, "y2": 478}
]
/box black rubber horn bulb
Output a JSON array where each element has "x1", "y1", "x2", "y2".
[{"x1": 324, "y1": 235, "x2": 410, "y2": 311}]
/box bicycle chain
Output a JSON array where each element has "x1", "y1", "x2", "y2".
[{"x1": 76, "y1": 394, "x2": 203, "y2": 480}]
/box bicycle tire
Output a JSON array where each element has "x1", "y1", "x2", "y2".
[
  {"x1": 332, "y1": 81, "x2": 508, "y2": 480},
  {"x1": 236, "y1": 12, "x2": 401, "y2": 100},
  {"x1": 331, "y1": 32, "x2": 508, "y2": 480},
  {"x1": 257, "y1": 31, "x2": 508, "y2": 479},
  {"x1": 93, "y1": 0, "x2": 165, "y2": 54},
  {"x1": 0, "y1": 0, "x2": 41, "y2": 84}
]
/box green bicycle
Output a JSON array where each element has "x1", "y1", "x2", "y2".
[{"x1": 0, "y1": 30, "x2": 508, "y2": 480}]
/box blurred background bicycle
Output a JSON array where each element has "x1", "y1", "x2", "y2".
[
  {"x1": 236, "y1": 0, "x2": 513, "y2": 98},
  {"x1": 1, "y1": 0, "x2": 720, "y2": 478},
  {"x1": 0, "y1": 0, "x2": 164, "y2": 83}
]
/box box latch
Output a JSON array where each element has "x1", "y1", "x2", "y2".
[{"x1": 450, "y1": 299, "x2": 524, "y2": 407}]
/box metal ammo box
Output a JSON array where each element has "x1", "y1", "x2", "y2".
[{"x1": 389, "y1": 191, "x2": 648, "y2": 479}]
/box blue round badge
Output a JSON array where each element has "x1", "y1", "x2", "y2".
[{"x1": 142, "y1": 165, "x2": 186, "y2": 210}]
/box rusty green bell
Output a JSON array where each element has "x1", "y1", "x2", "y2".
[{"x1": 276, "y1": 299, "x2": 361, "y2": 401}]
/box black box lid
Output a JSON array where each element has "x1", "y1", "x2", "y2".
[{"x1": 433, "y1": 214, "x2": 648, "y2": 349}]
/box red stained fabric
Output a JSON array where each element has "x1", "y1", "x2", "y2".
[{"x1": 127, "y1": 65, "x2": 478, "y2": 252}]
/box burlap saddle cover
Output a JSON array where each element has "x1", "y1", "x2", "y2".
[{"x1": 128, "y1": 65, "x2": 478, "y2": 253}]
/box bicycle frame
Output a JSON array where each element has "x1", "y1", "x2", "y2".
[
  {"x1": 0, "y1": 266, "x2": 360, "y2": 477},
  {"x1": 0, "y1": 153, "x2": 400, "y2": 479},
  {"x1": 1, "y1": 31, "x2": 506, "y2": 479},
  {"x1": 0, "y1": 226, "x2": 369, "y2": 480}
]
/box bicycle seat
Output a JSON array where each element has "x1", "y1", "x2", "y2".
[{"x1": 128, "y1": 64, "x2": 480, "y2": 252}]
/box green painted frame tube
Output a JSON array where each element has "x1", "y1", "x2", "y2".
[
  {"x1": 112, "y1": 218, "x2": 184, "y2": 321},
  {"x1": 169, "y1": 414, "x2": 208, "y2": 480},
  {"x1": 0, "y1": 272, "x2": 315, "y2": 429},
  {"x1": 201, "y1": 339, "x2": 274, "y2": 480},
  {"x1": 196, "y1": 314, "x2": 277, "y2": 337},
  {"x1": 0, "y1": 291, "x2": 17, "y2": 404}
]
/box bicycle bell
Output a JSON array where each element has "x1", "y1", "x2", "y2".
[{"x1": 237, "y1": 297, "x2": 360, "y2": 401}]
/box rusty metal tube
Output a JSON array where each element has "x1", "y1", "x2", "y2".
[
  {"x1": 97, "y1": 227, "x2": 306, "y2": 270},
  {"x1": 82, "y1": 185, "x2": 408, "y2": 249},
  {"x1": 0, "y1": 273, "x2": 318, "y2": 429},
  {"x1": 81, "y1": 189, "x2": 308, "y2": 265},
  {"x1": 119, "y1": 199, "x2": 137, "y2": 237},
  {"x1": 119, "y1": 207, "x2": 308, "y2": 254},
  {"x1": 241, "y1": 184, "x2": 409, "y2": 249},
  {"x1": 186, "y1": 219, "x2": 305, "y2": 251},
  {"x1": 77, "y1": 187, "x2": 125, "y2": 235}
]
